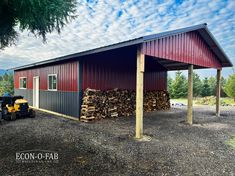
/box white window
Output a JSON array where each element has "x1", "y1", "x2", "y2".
[
  {"x1": 48, "y1": 74, "x2": 57, "y2": 91},
  {"x1": 19, "y1": 77, "x2": 27, "y2": 89}
]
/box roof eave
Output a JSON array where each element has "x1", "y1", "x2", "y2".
[
  {"x1": 11, "y1": 23, "x2": 233, "y2": 71},
  {"x1": 144, "y1": 23, "x2": 233, "y2": 68},
  {"x1": 11, "y1": 37, "x2": 143, "y2": 71},
  {"x1": 143, "y1": 23, "x2": 208, "y2": 42},
  {"x1": 202, "y1": 26, "x2": 233, "y2": 67}
]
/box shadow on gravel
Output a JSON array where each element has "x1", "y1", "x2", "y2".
[{"x1": 0, "y1": 106, "x2": 235, "y2": 175}]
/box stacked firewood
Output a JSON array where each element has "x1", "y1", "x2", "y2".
[
  {"x1": 144, "y1": 90, "x2": 170, "y2": 112},
  {"x1": 80, "y1": 88, "x2": 170, "y2": 122},
  {"x1": 80, "y1": 88, "x2": 99, "y2": 122}
]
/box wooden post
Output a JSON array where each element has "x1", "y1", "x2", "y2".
[
  {"x1": 216, "y1": 69, "x2": 221, "y2": 117},
  {"x1": 136, "y1": 47, "x2": 145, "y2": 139},
  {"x1": 187, "y1": 64, "x2": 193, "y2": 125}
]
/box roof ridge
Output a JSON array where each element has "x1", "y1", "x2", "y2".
[{"x1": 11, "y1": 23, "x2": 232, "y2": 71}]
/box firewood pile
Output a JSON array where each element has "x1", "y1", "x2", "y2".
[
  {"x1": 80, "y1": 88, "x2": 170, "y2": 122},
  {"x1": 144, "y1": 91, "x2": 170, "y2": 112}
]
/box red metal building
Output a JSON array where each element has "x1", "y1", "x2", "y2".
[{"x1": 13, "y1": 24, "x2": 232, "y2": 118}]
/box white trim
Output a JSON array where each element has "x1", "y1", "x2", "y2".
[
  {"x1": 19, "y1": 77, "x2": 27, "y2": 89},
  {"x1": 48, "y1": 74, "x2": 57, "y2": 91},
  {"x1": 33, "y1": 76, "x2": 40, "y2": 108},
  {"x1": 29, "y1": 106, "x2": 79, "y2": 122}
]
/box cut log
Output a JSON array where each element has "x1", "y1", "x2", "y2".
[{"x1": 80, "y1": 88, "x2": 170, "y2": 122}]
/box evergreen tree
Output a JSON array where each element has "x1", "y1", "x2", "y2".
[
  {"x1": 201, "y1": 77, "x2": 211, "y2": 97},
  {"x1": 0, "y1": 75, "x2": 3, "y2": 81},
  {"x1": 167, "y1": 77, "x2": 174, "y2": 98},
  {"x1": 0, "y1": 0, "x2": 77, "y2": 49},
  {"x1": 5, "y1": 73, "x2": 14, "y2": 95},
  {"x1": 172, "y1": 71, "x2": 187, "y2": 98},
  {"x1": 208, "y1": 76, "x2": 216, "y2": 96},
  {"x1": 208, "y1": 76, "x2": 227, "y2": 97},
  {"x1": 221, "y1": 77, "x2": 227, "y2": 97},
  {"x1": 193, "y1": 72, "x2": 202, "y2": 97},
  {"x1": 224, "y1": 74, "x2": 235, "y2": 101},
  {"x1": 3, "y1": 73, "x2": 9, "y2": 81},
  {"x1": 0, "y1": 73, "x2": 14, "y2": 95}
]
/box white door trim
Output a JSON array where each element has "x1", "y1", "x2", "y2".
[{"x1": 33, "y1": 76, "x2": 40, "y2": 108}]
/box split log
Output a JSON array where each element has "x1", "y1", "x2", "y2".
[{"x1": 80, "y1": 88, "x2": 170, "y2": 122}]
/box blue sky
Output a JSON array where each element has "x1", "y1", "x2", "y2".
[{"x1": 0, "y1": 0, "x2": 234, "y2": 78}]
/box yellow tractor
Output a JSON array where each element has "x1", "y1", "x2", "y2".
[{"x1": 0, "y1": 94, "x2": 35, "y2": 121}]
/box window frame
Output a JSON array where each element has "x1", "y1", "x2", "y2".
[
  {"x1": 19, "y1": 77, "x2": 27, "y2": 89},
  {"x1": 48, "y1": 74, "x2": 58, "y2": 91}
]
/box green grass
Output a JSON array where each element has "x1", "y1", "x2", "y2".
[
  {"x1": 222, "y1": 98, "x2": 235, "y2": 106},
  {"x1": 225, "y1": 136, "x2": 235, "y2": 149},
  {"x1": 170, "y1": 98, "x2": 188, "y2": 104},
  {"x1": 171, "y1": 97, "x2": 235, "y2": 106}
]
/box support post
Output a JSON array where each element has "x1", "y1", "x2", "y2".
[
  {"x1": 216, "y1": 69, "x2": 221, "y2": 117},
  {"x1": 136, "y1": 47, "x2": 145, "y2": 139},
  {"x1": 187, "y1": 64, "x2": 193, "y2": 125}
]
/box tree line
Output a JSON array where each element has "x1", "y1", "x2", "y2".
[
  {"x1": 0, "y1": 71, "x2": 234, "y2": 101},
  {"x1": 168, "y1": 71, "x2": 235, "y2": 101},
  {"x1": 0, "y1": 73, "x2": 14, "y2": 95}
]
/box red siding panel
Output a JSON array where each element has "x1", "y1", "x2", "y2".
[
  {"x1": 142, "y1": 31, "x2": 222, "y2": 69},
  {"x1": 82, "y1": 58, "x2": 167, "y2": 91},
  {"x1": 143, "y1": 71, "x2": 166, "y2": 91},
  {"x1": 14, "y1": 61, "x2": 78, "y2": 92},
  {"x1": 15, "y1": 46, "x2": 168, "y2": 93}
]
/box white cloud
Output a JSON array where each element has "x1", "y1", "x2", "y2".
[{"x1": 0, "y1": 0, "x2": 234, "y2": 76}]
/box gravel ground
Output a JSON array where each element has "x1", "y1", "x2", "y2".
[{"x1": 0, "y1": 106, "x2": 235, "y2": 176}]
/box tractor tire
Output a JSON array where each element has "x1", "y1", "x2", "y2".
[
  {"x1": 29, "y1": 109, "x2": 36, "y2": 118},
  {"x1": 11, "y1": 112, "x2": 16, "y2": 121},
  {"x1": 2, "y1": 108, "x2": 10, "y2": 121}
]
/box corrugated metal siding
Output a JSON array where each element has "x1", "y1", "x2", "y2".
[
  {"x1": 15, "y1": 89, "x2": 81, "y2": 117},
  {"x1": 13, "y1": 46, "x2": 168, "y2": 118},
  {"x1": 14, "y1": 61, "x2": 80, "y2": 118},
  {"x1": 82, "y1": 60, "x2": 136, "y2": 90},
  {"x1": 39, "y1": 90, "x2": 80, "y2": 117},
  {"x1": 144, "y1": 71, "x2": 167, "y2": 91},
  {"x1": 15, "y1": 89, "x2": 33, "y2": 105},
  {"x1": 14, "y1": 61, "x2": 78, "y2": 91},
  {"x1": 142, "y1": 31, "x2": 222, "y2": 69},
  {"x1": 82, "y1": 55, "x2": 167, "y2": 91}
]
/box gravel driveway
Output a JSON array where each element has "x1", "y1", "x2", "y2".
[{"x1": 0, "y1": 106, "x2": 235, "y2": 176}]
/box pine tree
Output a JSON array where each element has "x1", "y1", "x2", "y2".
[
  {"x1": 0, "y1": 0, "x2": 77, "y2": 49},
  {"x1": 201, "y1": 77, "x2": 211, "y2": 97},
  {"x1": 3, "y1": 73, "x2": 9, "y2": 81},
  {"x1": 167, "y1": 77, "x2": 174, "y2": 98},
  {"x1": 221, "y1": 77, "x2": 227, "y2": 97},
  {"x1": 208, "y1": 76, "x2": 216, "y2": 96},
  {"x1": 172, "y1": 71, "x2": 187, "y2": 98},
  {"x1": 224, "y1": 74, "x2": 235, "y2": 101},
  {"x1": 193, "y1": 72, "x2": 202, "y2": 97},
  {"x1": 6, "y1": 73, "x2": 14, "y2": 95},
  {"x1": 0, "y1": 73, "x2": 14, "y2": 95}
]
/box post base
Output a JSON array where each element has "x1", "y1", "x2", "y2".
[{"x1": 135, "y1": 135, "x2": 152, "y2": 142}]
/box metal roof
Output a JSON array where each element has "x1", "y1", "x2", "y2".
[{"x1": 12, "y1": 23, "x2": 233, "y2": 71}]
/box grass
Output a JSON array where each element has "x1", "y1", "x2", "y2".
[
  {"x1": 223, "y1": 98, "x2": 235, "y2": 106},
  {"x1": 171, "y1": 98, "x2": 188, "y2": 105},
  {"x1": 171, "y1": 97, "x2": 235, "y2": 106},
  {"x1": 225, "y1": 136, "x2": 235, "y2": 149}
]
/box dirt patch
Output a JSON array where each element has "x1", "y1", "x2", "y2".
[{"x1": 0, "y1": 106, "x2": 235, "y2": 175}]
